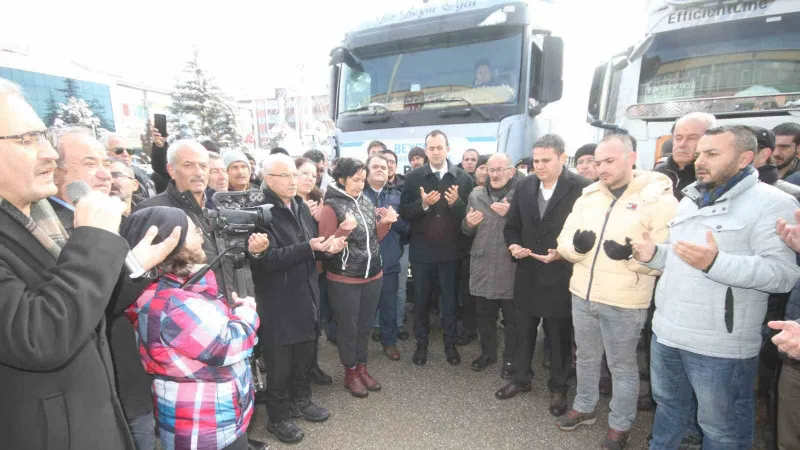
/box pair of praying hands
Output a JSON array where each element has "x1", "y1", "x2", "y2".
[{"x1": 464, "y1": 198, "x2": 510, "y2": 227}]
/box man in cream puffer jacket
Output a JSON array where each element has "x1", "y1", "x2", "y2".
[
  {"x1": 554, "y1": 134, "x2": 678, "y2": 450},
  {"x1": 634, "y1": 125, "x2": 800, "y2": 450}
]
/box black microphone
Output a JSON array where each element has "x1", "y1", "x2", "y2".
[{"x1": 66, "y1": 181, "x2": 146, "y2": 278}]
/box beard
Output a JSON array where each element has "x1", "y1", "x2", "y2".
[
  {"x1": 696, "y1": 161, "x2": 742, "y2": 190},
  {"x1": 158, "y1": 246, "x2": 207, "y2": 278}
]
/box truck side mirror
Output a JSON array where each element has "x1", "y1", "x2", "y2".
[
  {"x1": 587, "y1": 63, "x2": 605, "y2": 123},
  {"x1": 533, "y1": 35, "x2": 564, "y2": 104},
  {"x1": 329, "y1": 65, "x2": 340, "y2": 121}
]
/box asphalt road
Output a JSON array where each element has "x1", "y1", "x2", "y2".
[{"x1": 247, "y1": 321, "x2": 659, "y2": 450}]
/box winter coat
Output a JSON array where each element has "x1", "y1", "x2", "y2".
[
  {"x1": 758, "y1": 164, "x2": 800, "y2": 200},
  {"x1": 399, "y1": 161, "x2": 474, "y2": 263},
  {"x1": 323, "y1": 185, "x2": 383, "y2": 279},
  {"x1": 461, "y1": 171, "x2": 523, "y2": 300},
  {"x1": 653, "y1": 157, "x2": 696, "y2": 201},
  {"x1": 505, "y1": 170, "x2": 593, "y2": 317},
  {"x1": 363, "y1": 184, "x2": 410, "y2": 274},
  {"x1": 249, "y1": 188, "x2": 327, "y2": 346},
  {"x1": 557, "y1": 171, "x2": 678, "y2": 309},
  {"x1": 0, "y1": 209, "x2": 152, "y2": 450},
  {"x1": 646, "y1": 171, "x2": 800, "y2": 359}
]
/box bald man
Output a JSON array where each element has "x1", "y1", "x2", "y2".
[{"x1": 102, "y1": 133, "x2": 156, "y2": 199}]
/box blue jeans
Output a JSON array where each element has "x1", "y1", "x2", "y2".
[
  {"x1": 128, "y1": 413, "x2": 155, "y2": 450},
  {"x1": 377, "y1": 272, "x2": 400, "y2": 346},
  {"x1": 649, "y1": 334, "x2": 758, "y2": 450},
  {"x1": 571, "y1": 295, "x2": 646, "y2": 432}
]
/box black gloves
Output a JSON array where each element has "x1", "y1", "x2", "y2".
[
  {"x1": 573, "y1": 229, "x2": 597, "y2": 254},
  {"x1": 603, "y1": 238, "x2": 633, "y2": 260}
]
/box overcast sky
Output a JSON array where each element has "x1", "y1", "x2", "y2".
[{"x1": 2, "y1": 0, "x2": 648, "y2": 149}]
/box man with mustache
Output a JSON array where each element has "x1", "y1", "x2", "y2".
[
  {"x1": 635, "y1": 125, "x2": 800, "y2": 450},
  {"x1": 48, "y1": 127, "x2": 114, "y2": 235},
  {"x1": 654, "y1": 112, "x2": 716, "y2": 201},
  {"x1": 109, "y1": 158, "x2": 139, "y2": 218},
  {"x1": 225, "y1": 150, "x2": 253, "y2": 192},
  {"x1": 101, "y1": 132, "x2": 156, "y2": 201},
  {"x1": 773, "y1": 122, "x2": 800, "y2": 181}
]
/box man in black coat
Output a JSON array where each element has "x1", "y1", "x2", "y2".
[
  {"x1": 495, "y1": 135, "x2": 592, "y2": 418},
  {"x1": 0, "y1": 79, "x2": 178, "y2": 450},
  {"x1": 399, "y1": 129, "x2": 474, "y2": 366},
  {"x1": 249, "y1": 154, "x2": 345, "y2": 444},
  {"x1": 653, "y1": 112, "x2": 715, "y2": 200}
]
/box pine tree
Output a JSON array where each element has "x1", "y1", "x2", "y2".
[
  {"x1": 168, "y1": 51, "x2": 241, "y2": 148},
  {"x1": 54, "y1": 97, "x2": 102, "y2": 134},
  {"x1": 44, "y1": 92, "x2": 59, "y2": 127}
]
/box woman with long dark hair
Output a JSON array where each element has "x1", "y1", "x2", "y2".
[{"x1": 317, "y1": 157, "x2": 396, "y2": 397}]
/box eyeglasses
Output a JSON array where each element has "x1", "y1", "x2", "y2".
[
  {"x1": 266, "y1": 173, "x2": 299, "y2": 180},
  {"x1": 110, "y1": 172, "x2": 135, "y2": 180},
  {"x1": 0, "y1": 128, "x2": 57, "y2": 149},
  {"x1": 111, "y1": 147, "x2": 134, "y2": 155},
  {"x1": 487, "y1": 167, "x2": 512, "y2": 175}
]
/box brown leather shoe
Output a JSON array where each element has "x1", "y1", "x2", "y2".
[
  {"x1": 549, "y1": 392, "x2": 568, "y2": 416},
  {"x1": 494, "y1": 381, "x2": 531, "y2": 400},
  {"x1": 383, "y1": 345, "x2": 401, "y2": 361},
  {"x1": 356, "y1": 363, "x2": 381, "y2": 392},
  {"x1": 600, "y1": 428, "x2": 630, "y2": 450},
  {"x1": 344, "y1": 366, "x2": 368, "y2": 398}
]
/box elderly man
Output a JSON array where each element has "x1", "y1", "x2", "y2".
[
  {"x1": 249, "y1": 154, "x2": 345, "y2": 444},
  {"x1": 461, "y1": 153, "x2": 523, "y2": 374},
  {"x1": 109, "y1": 158, "x2": 139, "y2": 218},
  {"x1": 574, "y1": 144, "x2": 598, "y2": 181},
  {"x1": 102, "y1": 132, "x2": 156, "y2": 200},
  {"x1": 654, "y1": 112, "x2": 716, "y2": 201},
  {"x1": 48, "y1": 128, "x2": 113, "y2": 234},
  {"x1": 208, "y1": 151, "x2": 229, "y2": 193},
  {"x1": 555, "y1": 134, "x2": 677, "y2": 449},
  {"x1": 0, "y1": 78, "x2": 178, "y2": 450},
  {"x1": 495, "y1": 135, "x2": 593, "y2": 418},
  {"x1": 224, "y1": 150, "x2": 253, "y2": 192},
  {"x1": 634, "y1": 126, "x2": 800, "y2": 450}
]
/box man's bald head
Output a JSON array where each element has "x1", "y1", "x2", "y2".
[
  {"x1": 487, "y1": 153, "x2": 511, "y2": 166},
  {"x1": 54, "y1": 128, "x2": 113, "y2": 199}
]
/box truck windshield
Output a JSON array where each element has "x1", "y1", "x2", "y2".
[
  {"x1": 637, "y1": 13, "x2": 800, "y2": 104},
  {"x1": 339, "y1": 27, "x2": 523, "y2": 115}
]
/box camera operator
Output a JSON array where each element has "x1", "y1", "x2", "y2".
[
  {"x1": 250, "y1": 154, "x2": 346, "y2": 444},
  {"x1": 0, "y1": 78, "x2": 179, "y2": 450}
]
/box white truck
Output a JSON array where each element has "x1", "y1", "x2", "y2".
[
  {"x1": 587, "y1": 0, "x2": 800, "y2": 169},
  {"x1": 328, "y1": 0, "x2": 564, "y2": 170}
]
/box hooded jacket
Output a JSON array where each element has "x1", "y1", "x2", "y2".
[
  {"x1": 322, "y1": 184, "x2": 383, "y2": 279},
  {"x1": 557, "y1": 171, "x2": 678, "y2": 309},
  {"x1": 645, "y1": 171, "x2": 800, "y2": 359}
]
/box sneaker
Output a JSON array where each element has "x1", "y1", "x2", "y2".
[
  {"x1": 600, "y1": 428, "x2": 630, "y2": 450},
  {"x1": 266, "y1": 419, "x2": 304, "y2": 443},
  {"x1": 293, "y1": 398, "x2": 330, "y2": 422},
  {"x1": 555, "y1": 409, "x2": 597, "y2": 431}
]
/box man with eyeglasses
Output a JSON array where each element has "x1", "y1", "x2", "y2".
[
  {"x1": 109, "y1": 158, "x2": 140, "y2": 217},
  {"x1": 47, "y1": 128, "x2": 113, "y2": 235},
  {"x1": 380, "y1": 148, "x2": 405, "y2": 188},
  {"x1": 102, "y1": 132, "x2": 157, "y2": 200},
  {"x1": 0, "y1": 78, "x2": 180, "y2": 450}
]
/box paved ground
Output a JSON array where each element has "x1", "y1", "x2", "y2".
[{"x1": 247, "y1": 320, "x2": 658, "y2": 450}]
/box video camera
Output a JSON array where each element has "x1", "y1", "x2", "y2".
[{"x1": 205, "y1": 190, "x2": 273, "y2": 270}]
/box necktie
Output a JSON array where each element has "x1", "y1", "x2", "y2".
[{"x1": 437, "y1": 171, "x2": 442, "y2": 180}]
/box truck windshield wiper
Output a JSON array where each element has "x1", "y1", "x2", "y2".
[
  {"x1": 345, "y1": 103, "x2": 406, "y2": 126},
  {"x1": 422, "y1": 97, "x2": 492, "y2": 121}
]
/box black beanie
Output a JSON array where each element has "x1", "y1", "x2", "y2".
[
  {"x1": 475, "y1": 154, "x2": 491, "y2": 169},
  {"x1": 574, "y1": 144, "x2": 597, "y2": 161},
  {"x1": 120, "y1": 206, "x2": 190, "y2": 261}
]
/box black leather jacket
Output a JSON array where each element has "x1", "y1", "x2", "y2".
[{"x1": 323, "y1": 185, "x2": 383, "y2": 279}]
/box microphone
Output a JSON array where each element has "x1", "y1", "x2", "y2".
[{"x1": 66, "y1": 181, "x2": 146, "y2": 279}]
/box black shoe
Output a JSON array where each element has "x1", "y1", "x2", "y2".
[
  {"x1": 501, "y1": 361, "x2": 515, "y2": 379},
  {"x1": 289, "y1": 400, "x2": 302, "y2": 419},
  {"x1": 371, "y1": 327, "x2": 381, "y2": 342},
  {"x1": 495, "y1": 381, "x2": 532, "y2": 400},
  {"x1": 266, "y1": 420, "x2": 304, "y2": 444},
  {"x1": 639, "y1": 368, "x2": 650, "y2": 381},
  {"x1": 397, "y1": 325, "x2": 410, "y2": 341},
  {"x1": 455, "y1": 330, "x2": 478, "y2": 346},
  {"x1": 445, "y1": 345, "x2": 461, "y2": 365},
  {"x1": 306, "y1": 366, "x2": 332, "y2": 386},
  {"x1": 471, "y1": 354, "x2": 497, "y2": 372},
  {"x1": 413, "y1": 344, "x2": 428, "y2": 366},
  {"x1": 293, "y1": 398, "x2": 330, "y2": 422},
  {"x1": 248, "y1": 438, "x2": 269, "y2": 450}
]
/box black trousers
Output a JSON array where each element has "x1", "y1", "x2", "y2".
[
  {"x1": 328, "y1": 278, "x2": 383, "y2": 367},
  {"x1": 263, "y1": 340, "x2": 315, "y2": 422},
  {"x1": 456, "y1": 256, "x2": 477, "y2": 333},
  {"x1": 475, "y1": 297, "x2": 517, "y2": 362},
  {"x1": 515, "y1": 315, "x2": 573, "y2": 393},
  {"x1": 413, "y1": 261, "x2": 459, "y2": 346}
]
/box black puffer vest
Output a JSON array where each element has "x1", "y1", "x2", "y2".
[{"x1": 323, "y1": 185, "x2": 383, "y2": 279}]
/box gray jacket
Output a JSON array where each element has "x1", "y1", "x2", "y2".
[
  {"x1": 461, "y1": 178, "x2": 521, "y2": 300},
  {"x1": 646, "y1": 172, "x2": 800, "y2": 359}
]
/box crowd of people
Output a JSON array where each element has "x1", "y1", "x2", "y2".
[{"x1": 4, "y1": 74, "x2": 800, "y2": 450}]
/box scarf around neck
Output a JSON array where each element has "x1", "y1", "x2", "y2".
[
  {"x1": 486, "y1": 169, "x2": 523, "y2": 202},
  {"x1": 0, "y1": 197, "x2": 68, "y2": 259},
  {"x1": 695, "y1": 165, "x2": 754, "y2": 209}
]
